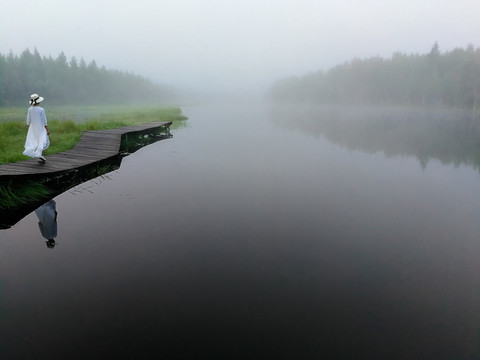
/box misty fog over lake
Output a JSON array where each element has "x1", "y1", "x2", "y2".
[
  {"x1": 3, "y1": 0, "x2": 480, "y2": 358},
  {"x1": 1, "y1": 100, "x2": 480, "y2": 359}
]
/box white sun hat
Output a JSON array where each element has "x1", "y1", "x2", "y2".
[{"x1": 29, "y1": 93, "x2": 44, "y2": 105}]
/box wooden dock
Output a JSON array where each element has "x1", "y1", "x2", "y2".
[{"x1": 0, "y1": 121, "x2": 172, "y2": 182}]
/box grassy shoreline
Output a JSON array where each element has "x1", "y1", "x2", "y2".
[{"x1": 0, "y1": 105, "x2": 187, "y2": 165}]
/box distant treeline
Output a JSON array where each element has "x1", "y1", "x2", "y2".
[
  {"x1": 270, "y1": 43, "x2": 480, "y2": 113},
  {"x1": 0, "y1": 48, "x2": 174, "y2": 106}
]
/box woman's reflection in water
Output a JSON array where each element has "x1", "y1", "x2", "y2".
[{"x1": 35, "y1": 200, "x2": 58, "y2": 248}]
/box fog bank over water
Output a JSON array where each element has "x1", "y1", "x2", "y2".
[{"x1": 2, "y1": 0, "x2": 480, "y2": 93}]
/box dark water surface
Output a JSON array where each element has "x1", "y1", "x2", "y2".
[{"x1": 1, "y1": 102, "x2": 480, "y2": 359}]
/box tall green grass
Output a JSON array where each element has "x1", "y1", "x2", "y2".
[
  {"x1": 0, "y1": 106, "x2": 187, "y2": 164},
  {"x1": 0, "y1": 181, "x2": 52, "y2": 209}
]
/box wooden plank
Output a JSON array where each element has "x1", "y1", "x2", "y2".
[{"x1": 0, "y1": 121, "x2": 171, "y2": 180}]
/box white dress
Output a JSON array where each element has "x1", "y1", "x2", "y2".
[
  {"x1": 35, "y1": 200, "x2": 57, "y2": 240},
  {"x1": 23, "y1": 106, "x2": 50, "y2": 158}
]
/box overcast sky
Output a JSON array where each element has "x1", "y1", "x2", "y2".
[{"x1": 2, "y1": 0, "x2": 480, "y2": 93}]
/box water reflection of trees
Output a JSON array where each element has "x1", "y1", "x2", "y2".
[
  {"x1": 272, "y1": 105, "x2": 480, "y2": 170},
  {"x1": 0, "y1": 128, "x2": 172, "y2": 230}
]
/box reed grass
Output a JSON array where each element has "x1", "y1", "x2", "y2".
[{"x1": 0, "y1": 181, "x2": 52, "y2": 209}]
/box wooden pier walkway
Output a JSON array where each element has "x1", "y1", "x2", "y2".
[{"x1": 0, "y1": 121, "x2": 171, "y2": 181}]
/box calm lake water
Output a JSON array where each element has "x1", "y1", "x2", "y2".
[{"x1": 1, "y1": 101, "x2": 480, "y2": 359}]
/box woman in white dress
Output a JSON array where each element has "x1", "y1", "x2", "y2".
[{"x1": 23, "y1": 93, "x2": 50, "y2": 162}]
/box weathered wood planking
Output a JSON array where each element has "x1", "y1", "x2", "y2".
[{"x1": 0, "y1": 121, "x2": 171, "y2": 180}]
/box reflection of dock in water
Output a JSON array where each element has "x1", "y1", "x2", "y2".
[
  {"x1": 0, "y1": 121, "x2": 172, "y2": 181},
  {"x1": 0, "y1": 122, "x2": 172, "y2": 229}
]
